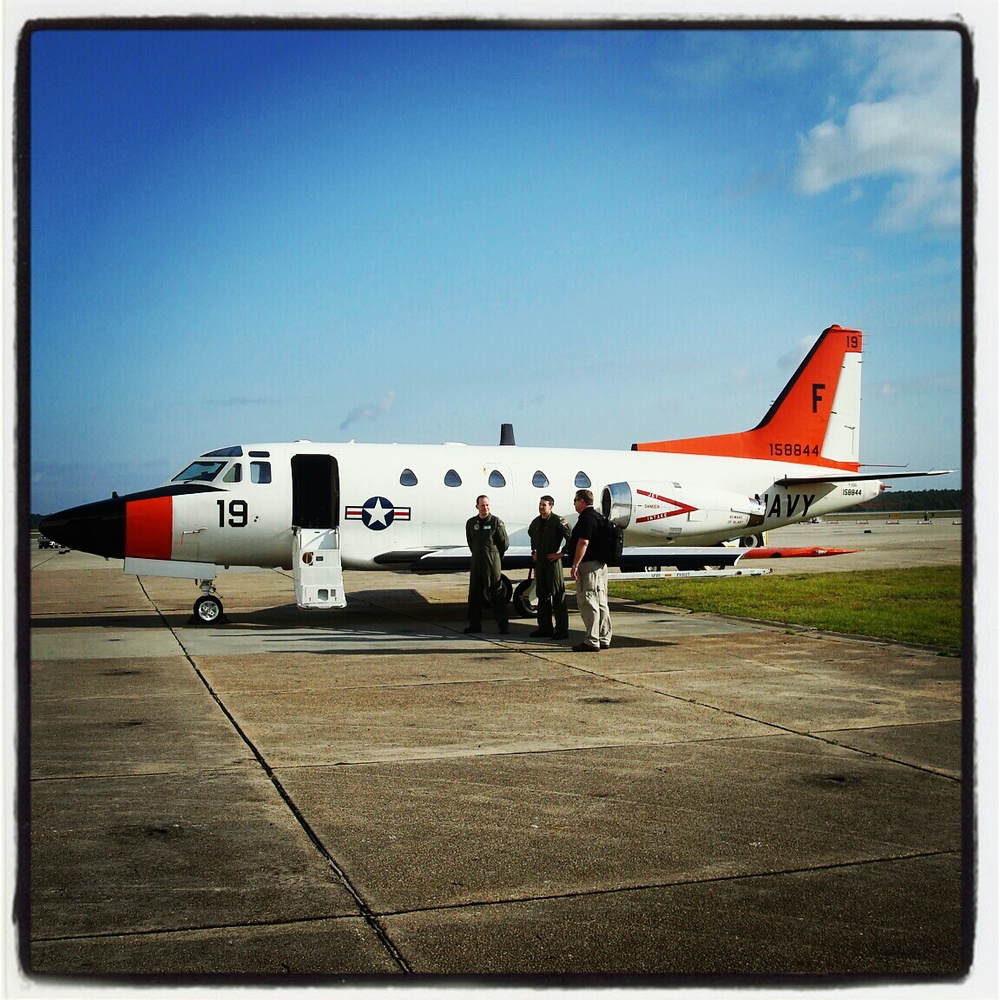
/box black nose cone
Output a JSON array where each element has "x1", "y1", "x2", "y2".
[{"x1": 39, "y1": 497, "x2": 126, "y2": 558}]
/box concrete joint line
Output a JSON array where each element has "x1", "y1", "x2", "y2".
[
  {"x1": 375, "y1": 848, "x2": 962, "y2": 920},
  {"x1": 139, "y1": 584, "x2": 414, "y2": 974}
]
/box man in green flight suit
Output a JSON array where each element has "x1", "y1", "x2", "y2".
[
  {"x1": 527, "y1": 495, "x2": 572, "y2": 639},
  {"x1": 464, "y1": 494, "x2": 509, "y2": 634}
]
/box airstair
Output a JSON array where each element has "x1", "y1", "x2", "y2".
[{"x1": 293, "y1": 526, "x2": 347, "y2": 609}]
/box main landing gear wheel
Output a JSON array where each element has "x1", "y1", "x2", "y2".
[
  {"x1": 192, "y1": 594, "x2": 224, "y2": 625},
  {"x1": 480, "y1": 574, "x2": 514, "y2": 610}
]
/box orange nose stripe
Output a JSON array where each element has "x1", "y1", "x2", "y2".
[{"x1": 125, "y1": 496, "x2": 173, "y2": 559}]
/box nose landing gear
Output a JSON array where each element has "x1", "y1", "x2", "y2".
[{"x1": 190, "y1": 580, "x2": 228, "y2": 625}]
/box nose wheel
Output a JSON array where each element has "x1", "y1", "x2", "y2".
[{"x1": 190, "y1": 581, "x2": 228, "y2": 625}]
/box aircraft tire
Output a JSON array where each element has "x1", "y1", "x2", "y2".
[
  {"x1": 480, "y1": 575, "x2": 514, "y2": 610},
  {"x1": 193, "y1": 594, "x2": 224, "y2": 625},
  {"x1": 512, "y1": 578, "x2": 538, "y2": 618}
]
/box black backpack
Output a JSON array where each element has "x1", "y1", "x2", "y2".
[{"x1": 596, "y1": 512, "x2": 624, "y2": 566}]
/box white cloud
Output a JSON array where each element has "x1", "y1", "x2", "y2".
[
  {"x1": 728, "y1": 363, "x2": 752, "y2": 385},
  {"x1": 795, "y1": 32, "x2": 961, "y2": 232},
  {"x1": 777, "y1": 335, "x2": 817, "y2": 373},
  {"x1": 339, "y1": 390, "x2": 396, "y2": 432},
  {"x1": 879, "y1": 173, "x2": 962, "y2": 232},
  {"x1": 879, "y1": 373, "x2": 960, "y2": 398}
]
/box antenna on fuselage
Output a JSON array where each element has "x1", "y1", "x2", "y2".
[{"x1": 499, "y1": 423, "x2": 516, "y2": 446}]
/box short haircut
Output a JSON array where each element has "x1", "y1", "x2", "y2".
[
  {"x1": 476, "y1": 494, "x2": 489, "y2": 505},
  {"x1": 574, "y1": 489, "x2": 594, "y2": 505},
  {"x1": 539, "y1": 495, "x2": 555, "y2": 505}
]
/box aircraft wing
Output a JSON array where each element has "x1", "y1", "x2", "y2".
[
  {"x1": 389, "y1": 545, "x2": 748, "y2": 574},
  {"x1": 390, "y1": 546, "x2": 536, "y2": 573},
  {"x1": 614, "y1": 547, "x2": 745, "y2": 571},
  {"x1": 775, "y1": 470, "x2": 953, "y2": 486}
]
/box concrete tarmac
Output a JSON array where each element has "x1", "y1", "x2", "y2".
[{"x1": 24, "y1": 522, "x2": 967, "y2": 981}]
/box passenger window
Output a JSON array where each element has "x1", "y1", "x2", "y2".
[
  {"x1": 251, "y1": 462, "x2": 272, "y2": 484},
  {"x1": 488, "y1": 470, "x2": 506, "y2": 488},
  {"x1": 575, "y1": 471, "x2": 592, "y2": 488},
  {"x1": 223, "y1": 464, "x2": 243, "y2": 484},
  {"x1": 400, "y1": 469, "x2": 418, "y2": 486},
  {"x1": 532, "y1": 470, "x2": 550, "y2": 488},
  {"x1": 444, "y1": 469, "x2": 462, "y2": 487}
]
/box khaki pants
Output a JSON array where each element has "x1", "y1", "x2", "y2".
[{"x1": 576, "y1": 560, "x2": 611, "y2": 648}]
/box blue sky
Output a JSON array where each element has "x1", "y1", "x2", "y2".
[{"x1": 28, "y1": 25, "x2": 966, "y2": 512}]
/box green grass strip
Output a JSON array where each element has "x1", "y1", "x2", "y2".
[{"x1": 609, "y1": 565, "x2": 963, "y2": 651}]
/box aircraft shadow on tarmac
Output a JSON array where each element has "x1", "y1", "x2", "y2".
[
  {"x1": 30, "y1": 593, "x2": 674, "y2": 650},
  {"x1": 27, "y1": 594, "x2": 445, "y2": 631},
  {"x1": 30, "y1": 613, "x2": 171, "y2": 630},
  {"x1": 252, "y1": 630, "x2": 674, "y2": 655}
]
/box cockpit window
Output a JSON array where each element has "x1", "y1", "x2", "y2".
[
  {"x1": 172, "y1": 461, "x2": 226, "y2": 483},
  {"x1": 204, "y1": 446, "x2": 243, "y2": 458},
  {"x1": 223, "y1": 464, "x2": 243, "y2": 484}
]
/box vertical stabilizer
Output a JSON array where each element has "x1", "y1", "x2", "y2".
[{"x1": 632, "y1": 325, "x2": 863, "y2": 472}]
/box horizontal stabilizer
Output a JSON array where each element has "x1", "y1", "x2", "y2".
[{"x1": 776, "y1": 470, "x2": 954, "y2": 486}]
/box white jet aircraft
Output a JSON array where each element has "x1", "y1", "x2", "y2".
[{"x1": 40, "y1": 325, "x2": 950, "y2": 623}]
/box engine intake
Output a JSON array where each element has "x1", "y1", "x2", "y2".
[
  {"x1": 601, "y1": 481, "x2": 765, "y2": 542},
  {"x1": 601, "y1": 482, "x2": 634, "y2": 528}
]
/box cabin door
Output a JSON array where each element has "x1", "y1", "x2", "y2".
[{"x1": 291, "y1": 454, "x2": 346, "y2": 609}]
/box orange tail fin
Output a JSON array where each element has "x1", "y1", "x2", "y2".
[{"x1": 633, "y1": 325, "x2": 863, "y2": 472}]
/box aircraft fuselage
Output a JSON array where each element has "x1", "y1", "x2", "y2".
[{"x1": 43, "y1": 439, "x2": 880, "y2": 572}]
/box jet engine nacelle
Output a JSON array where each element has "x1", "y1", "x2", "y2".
[{"x1": 601, "y1": 481, "x2": 766, "y2": 541}]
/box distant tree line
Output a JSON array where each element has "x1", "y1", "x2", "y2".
[{"x1": 854, "y1": 489, "x2": 962, "y2": 513}]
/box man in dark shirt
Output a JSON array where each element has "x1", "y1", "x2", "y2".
[
  {"x1": 464, "y1": 494, "x2": 509, "y2": 634},
  {"x1": 568, "y1": 489, "x2": 611, "y2": 651}
]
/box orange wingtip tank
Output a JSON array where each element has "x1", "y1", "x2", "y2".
[{"x1": 741, "y1": 547, "x2": 861, "y2": 559}]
